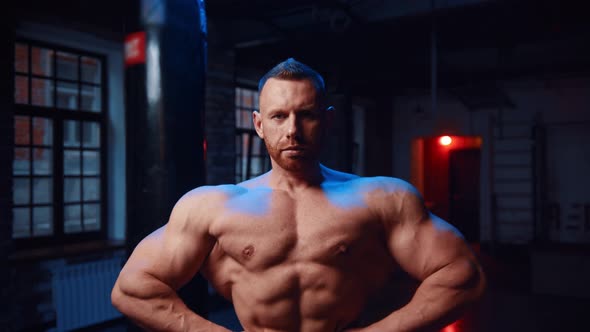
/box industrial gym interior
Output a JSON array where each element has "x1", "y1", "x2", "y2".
[{"x1": 2, "y1": 0, "x2": 589, "y2": 331}]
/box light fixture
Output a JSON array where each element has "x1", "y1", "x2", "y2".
[{"x1": 439, "y1": 135, "x2": 452, "y2": 146}]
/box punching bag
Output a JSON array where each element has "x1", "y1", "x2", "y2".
[{"x1": 124, "y1": 0, "x2": 208, "y2": 323}]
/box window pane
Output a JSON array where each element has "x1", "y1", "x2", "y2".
[
  {"x1": 83, "y1": 121, "x2": 100, "y2": 148},
  {"x1": 64, "y1": 204, "x2": 82, "y2": 233},
  {"x1": 241, "y1": 133, "x2": 249, "y2": 156},
  {"x1": 240, "y1": 110, "x2": 253, "y2": 129},
  {"x1": 64, "y1": 150, "x2": 81, "y2": 175},
  {"x1": 251, "y1": 156, "x2": 262, "y2": 176},
  {"x1": 81, "y1": 56, "x2": 101, "y2": 84},
  {"x1": 64, "y1": 178, "x2": 81, "y2": 202},
  {"x1": 33, "y1": 117, "x2": 53, "y2": 145},
  {"x1": 12, "y1": 207, "x2": 30, "y2": 238},
  {"x1": 57, "y1": 81, "x2": 78, "y2": 110},
  {"x1": 81, "y1": 85, "x2": 101, "y2": 112},
  {"x1": 14, "y1": 116, "x2": 30, "y2": 145},
  {"x1": 33, "y1": 148, "x2": 52, "y2": 175},
  {"x1": 32, "y1": 47, "x2": 54, "y2": 77},
  {"x1": 33, "y1": 206, "x2": 53, "y2": 236},
  {"x1": 83, "y1": 178, "x2": 100, "y2": 201},
  {"x1": 254, "y1": 93, "x2": 259, "y2": 110},
  {"x1": 83, "y1": 203, "x2": 100, "y2": 231},
  {"x1": 13, "y1": 148, "x2": 30, "y2": 175},
  {"x1": 242, "y1": 90, "x2": 253, "y2": 108},
  {"x1": 235, "y1": 134, "x2": 242, "y2": 154},
  {"x1": 64, "y1": 120, "x2": 81, "y2": 147},
  {"x1": 235, "y1": 144, "x2": 243, "y2": 182},
  {"x1": 252, "y1": 136, "x2": 262, "y2": 154},
  {"x1": 236, "y1": 109, "x2": 242, "y2": 128},
  {"x1": 15, "y1": 43, "x2": 28, "y2": 73},
  {"x1": 13, "y1": 178, "x2": 30, "y2": 205},
  {"x1": 32, "y1": 78, "x2": 54, "y2": 107},
  {"x1": 83, "y1": 150, "x2": 100, "y2": 175},
  {"x1": 56, "y1": 51, "x2": 78, "y2": 80},
  {"x1": 33, "y1": 177, "x2": 52, "y2": 204},
  {"x1": 15, "y1": 75, "x2": 29, "y2": 104},
  {"x1": 241, "y1": 156, "x2": 248, "y2": 182}
]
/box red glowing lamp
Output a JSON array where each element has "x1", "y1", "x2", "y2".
[{"x1": 439, "y1": 135, "x2": 452, "y2": 146}]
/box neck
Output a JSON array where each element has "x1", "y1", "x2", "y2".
[{"x1": 268, "y1": 162, "x2": 325, "y2": 193}]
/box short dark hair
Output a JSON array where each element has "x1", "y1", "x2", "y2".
[{"x1": 258, "y1": 58, "x2": 326, "y2": 97}]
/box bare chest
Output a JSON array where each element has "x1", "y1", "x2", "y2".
[{"x1": 208, "y1": 190, "x2": 386, "y2": 271}]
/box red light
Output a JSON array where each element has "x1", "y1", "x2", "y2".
[
  {"x1": 439, "y1": 135, "x2": 452, "y2": 146},
  {"x1": 442, "y1": 320, "x2": 460, "y2": 332}
]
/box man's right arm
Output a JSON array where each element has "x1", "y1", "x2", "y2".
[{"x1": 111, "y1": 188, "x2": 231, "y2": 332}]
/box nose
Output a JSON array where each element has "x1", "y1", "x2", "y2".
[{"x1": 286, "y1": 114, "x2": 300, "y2": 139}]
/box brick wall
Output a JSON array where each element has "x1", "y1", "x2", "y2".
[{"x1": 205, "y1": 46, "x2": 236, "y2": 185}]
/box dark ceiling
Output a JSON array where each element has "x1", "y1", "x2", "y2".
[
  {"x1": 206, "y1": 0, "x2": 590, "y2": 95},
  {"x1": 11, "y1": 0, "x2": 590, "y2": 96}
]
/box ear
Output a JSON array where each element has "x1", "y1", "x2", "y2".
[{"x1": 253, "y1": 111, "x2": 264, "y2": 139}]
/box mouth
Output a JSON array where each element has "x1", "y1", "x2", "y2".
[
  {"x1": 282, "y1": 146, "x2": 306, "y2": 151},
  {"x1": 281, "y1": 146, "x2": 308, "y2": 157}
]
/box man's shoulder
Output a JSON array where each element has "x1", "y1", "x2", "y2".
[
  {"x1": 321, "y1": 167, "x2": 418, "y2": 196},
  {"x1": 179, "y1": 184, "x2": 248, "y2": 206},
  {"x1": 354, "y1": 176, "x2": 418, "y2": 195}
]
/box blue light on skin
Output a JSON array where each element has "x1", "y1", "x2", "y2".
[
  {"x1": 431, "y1": 214, "x2": 465, "y2": 239},
  {"x1": 223, "y1": 168, "x2": 415, "y2": 214},
  {"x1": 318, "y1": 166, "x2": 396, "y2": 210},
  {"x1": 225, "y1": 187, "x2": 273, "y2": 216},
  {"x1": 320, "y1": 179, "x2": 369, "y2": 210}
]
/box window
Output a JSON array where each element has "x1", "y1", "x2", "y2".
[
  {"x1": 235, "y1": 87, "x2": 270, "y2": 182},
  {"x1": 12, "y1": 40, "x2": 106, "y2": 244}
]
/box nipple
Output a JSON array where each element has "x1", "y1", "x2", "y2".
[
  {"x1": 336, "y1": 243, "x2": 348, "y2": 255},
  {"x1": 242, "y1": 244, "x2": 255, "y2": 259}
]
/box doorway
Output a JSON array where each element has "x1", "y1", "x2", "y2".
[
  {"x1": 411, "y1": 136, "x2": 482, "y2": 242},
  {"x1": 450, "y1": 148, "x2": 481, "y2": 242}
]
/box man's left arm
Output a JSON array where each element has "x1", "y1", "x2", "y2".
[{"x1": 354, "y1": 180, "x2": 486, "y2": 332}]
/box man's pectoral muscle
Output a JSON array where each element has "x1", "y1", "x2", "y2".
[{"x1": 202, "y1": 184, "x2": 396, "y2": 331}]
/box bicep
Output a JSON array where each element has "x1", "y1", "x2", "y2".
[
  {"x1": 385, "y1": 187, "x2": 475, "y2": 281},
  {"x1": 391, "y1": 213, "x2": 473, "y2": 280},
  {"x1": 121, "y1": 196, "x2": 216, "y2": 290}
]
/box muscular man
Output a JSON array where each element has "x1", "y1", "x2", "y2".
[{"x1": 111, "y1": 58, "x2": 486, "y2": 332}]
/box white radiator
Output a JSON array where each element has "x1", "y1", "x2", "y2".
[{"x1": 51, "y1": 256, "x2": 123, "y2": 331}]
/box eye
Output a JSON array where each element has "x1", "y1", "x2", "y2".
[{"x1": 271, "y1": 113, "x2": 287, "y2": 120}]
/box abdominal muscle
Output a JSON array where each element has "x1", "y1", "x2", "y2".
[{"x1": 208, "y1": 260, "x2": 368, "y2": 332}]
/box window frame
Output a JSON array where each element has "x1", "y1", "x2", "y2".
[{"x1": 12, "y1": 38, "x2": 108, "y2": 249}]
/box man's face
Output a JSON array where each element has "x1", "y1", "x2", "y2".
[{"x1": 254, "y1": 78, "x2": 330, "y2": 172}]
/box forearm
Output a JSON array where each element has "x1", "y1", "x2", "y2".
[
  {"x1": 112, "y1": 274, "x2": 229, "y2": 332},
  {"x1": 362, "y1": 260, "x2": 485, "y2": 332}
]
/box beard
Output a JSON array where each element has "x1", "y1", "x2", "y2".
[{"x1": 264, "y1": 139, "x2": 321, "y2": 173}]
